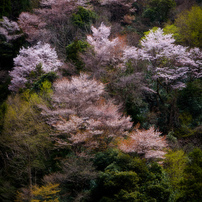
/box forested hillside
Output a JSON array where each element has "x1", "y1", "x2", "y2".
[{"x1": 0, "y1": 0, "x2": 201, "y2": 201}]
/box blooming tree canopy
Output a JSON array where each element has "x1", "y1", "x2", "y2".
[
  {"x1": 119, "y1": 126, "x2": 168, "y2": 159},
  {"x1": 87, "y1": 23, "x2": 120, "y2": 60},
  {"x1": 0, "y1": 16, "x2": 22, "y2": 42},
  {"x1": 9, "y1": 42, "x2": 62, "y2": 92},
  {"x1": 42, "y1": 73, "x2": 132, "y2": 150},
  {"x1": 123, "y1": 28, "x2": 202, "y2": 90},
  {"x1": 18, "y1": 12, "x2": 48, "y2": 44},
  {"x1": 86, "y1": 22, "x2": 127, "y2": 70}
]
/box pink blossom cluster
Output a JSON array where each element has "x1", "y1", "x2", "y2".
[
  {"x1": 18, "y1": 12, "x2": 48, "y2": 44},
  {"x1": 43, "y1": 73, "x2": 132, "y2": 149},
  {"x1": 119, "y1": 126, "x2": 167, "y2": 159}
]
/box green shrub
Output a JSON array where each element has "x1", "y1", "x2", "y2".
[
  {"x1": 66, "y1": 39, "x2": 89, "y2": 71},
  {"x1": 0, "y1": 0, "x2": 11, "y2": 18},
  {"x1": 164, "y1": 150, "x2": 188, "y2": 189},
  {"x1": 32, "y1": 71, "x2": 58, "y2": 93},
  {"x1": 179, "y1": 148, "x2": 202, "y2": 202},
  {"x1": 175, "y1": 6, "x2": 202, "y2": 47},
  {"x1": 72, "y1": 6, "x2": 97, "y2": 30},
  {"x1": 163, "y1": 24, "x2": 182, "y2": 44},
  {"x1": 142, "y1": 0, "x2": 176, "y2": 24},
  {"x1": 178, "y1": 80, "x2": 202, "y2": 128},
  {"x1": 91, "y1": 149, "x2": 172, "y2": 201}
]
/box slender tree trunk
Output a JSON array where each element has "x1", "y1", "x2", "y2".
[
  {"x1": 169, "y1": 91, "x2": 178, "y2": 131},
  {"x1": 28, "y1": 148, "x2": 32, "y2": 201},
  {"x1": 156, "y1": 79, "x2": 164, "y2": 105}
]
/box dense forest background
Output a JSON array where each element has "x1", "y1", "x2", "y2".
[{"x1": 0, "y1": 0, "x2": 201, "y2": 201}]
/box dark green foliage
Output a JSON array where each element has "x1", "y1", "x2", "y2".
[
  {"x1": 147, "y1": 184, "x2": 171, "y2": 201},
  {"x1": 0, "y1": 42, "x2": 13, "y2": 69},
  {"x1": 21, "y1": 64, "x2": 58, "y2": 93},
  {"x1": 72, "y1": 6, "x2": 97, "y2": 30},
  {"x1": 11, "y1": 0, "x2": 30, "y2": 19},
  {"x1": 132, "y1": 2, "x2": 143, "y2": 15},
  {"x1": 0, "y1": 35, "x2": 25, "y2": 71},
  {"x1": 0, "y1": 76, "x2": 10, "y2": 104},
  {"x1": 32, "y1": 71, "x2": 58, "y2": 92},
  {"x1": 0, "y1": 1, "x2": 201, "y2": 201},
  {"x1": 143, "y1": 7, "x2": 157, "y2": 22},
  {"x1": 0, "y1": 102, "x2": 7, "y2": 134},
  {"x1": 175, "y1": 80, "x2": 202, "y2": 138},
  {"x1": 125, "y1": 97, "x2": 147, "y2": 126},
  {"x1": 178, "y1": 148, "x2": 202, "y2": 202},
  {"x1": 66, "y1": 39, "x2": 89, "y2": 71},
  {"x1": 91, "y1": 149, "x2": 171, "y2": 201},
  {"x1": 196, "y1": 0, "x2": 202, "y2": 3},
  {"x1": 0, "y1": 0, "x2": 11, "y2": 18},
  {"x1": 0, "y1": 0, "x2": 30, "y2": 19},
  {"x1": 93, "y1": 148, "x2": 120, "y2": 171},
  {"x1": 142, "y1": 0, "x2": 176, "y2": 24},
  {"x1": 178, "y1": 80, "x2": 202, "y2": 125},
  {"x1": 0, "y1": 33, "x2": 24, "y2": 104},
  {"x1": 0, "y1": 174, "x2": 16, "y2": 202},
  {"x1": 24, "y1": 64, "x2": 44, "y2": 91}
]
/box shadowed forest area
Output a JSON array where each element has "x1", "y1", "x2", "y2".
[{"x1": 0, "y1": 0, "x2": 202, "y2": 201}]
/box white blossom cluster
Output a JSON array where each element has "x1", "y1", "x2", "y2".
[
  {"x1": 9, "y1": 42, "x2": 62, "y2": 92},
  {"x1": 40, "y1": 0, "x2": 70, "y2": 7},
  {"x1": 87, "y1": 22, "x2": 127, "y2": 69},
  {"x1": 123, "y1": 28, "x2": 202, "y2": 90},
  {"x1": 87, "y1": 23, "x2": 120, "y2": 61},
  {"x1": 18, "y1": 12, "x2": 48, "y2": 44},
  {"x1": 53, "y1": 73, "x2": 105, "y2": 108},
  {"x1": 0, "y1": 16, "x2": 22, "y2": 42},
  {"x1": 40, "y1": 0, "x2": 89, "y2": 7}
]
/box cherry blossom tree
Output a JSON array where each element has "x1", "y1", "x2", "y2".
[
  {"x1": 187, "y1": 47, "x2": 202, "y2": 79},
  {"x1": 0, "y1": 16, "x2": 23, "y2": 42},
  {"x1": 18, "y1": 1, "x2": 78, "y2": 56},
  {"x1": 123, "y1": 28, "x2": 202, "y2": 130},
  {"x1": 87, "y1": 22, "x2": 123, "y2": 65},
  {"x1": 42, "y1": 73, "x2": 132, "y2": 150},
  {"x1": 9, "y1": 42, "x2": 62, "y2": 92},
  {"x1": 119, "y1": 126, "x2": 168, "y2": 159},
  {"x1": 0, "y1": 16, "x2": 24, "y2": 73},
  {"x1": 18, "y1": 12, "x2": 48, "y2": 44},
  {"x1": 85, "y1": 23, "x2": 151, "y2": 112},
  {"x1": 84, "y1": 22, "x2": 129, "y2": 83},
  {"x1": 123, "y1": 28, "x2": 202, "y2": 90},
  {"x1": 18, "y1": 2, "x2": 75, "y2": 45},
  {"x1": 83, "y1": 23, "x2": 149, "y2": 122}
]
